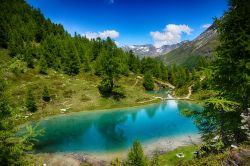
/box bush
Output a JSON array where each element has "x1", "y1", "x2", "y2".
[
  {"x1": 9, "y1": 58, "x2": 27, "y2": 75},
  {"x1": 39, "y1": 55, "x2": 48, "y2": 74},
  {"x1": 111, "y1": 158, "x2": 122, "y2": 166},
  {"x1": 143, "y1": 72, "x2": 154, "y2": 91},
  {"x1": 126, "y1": 140, "x2": 147, "y2": 166},
  {"x1": 112, "y1": 85, "x2": 126, "y2": 100},
  {"x1": 25, "y1": 88, "x2": 37, "y2": 112},
  {"x1": 150, "y1": 151, "x2": 160, "y2": 166},
  {"x1": 175, "y1": 85, "x2": 189, "y2": 97},
  {"x1": 42, "y1": 85, "x2": 50, "y2": 102},
  {"x1": 98, "y1": 78, "x2": 112, "y2": 97}
]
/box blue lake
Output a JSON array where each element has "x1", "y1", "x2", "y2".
[{"x1": 32, "y1": 100, "x2": 202, "y2": 153}]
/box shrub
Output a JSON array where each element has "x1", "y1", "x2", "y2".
[
  {"x1": 126, "y1": 140, "x2": 147, "y2": 166},
  {"x1": 143, "y1": 72, "x2": 154, "y2": 91},
  {"x1": 112, "y1": 85, "x2": 126, "y2": 100},
  {"x1": 98, "y1": 78, "x2": 112, "y2": 97},
  {"x1": 42, "y1": 85, "x2": 50, "y2": 102},
  {"x1": 9, "y1": 58, "x2": 27, "y2": 75},
  {"x1": 25, "y1": 88, "x2": 37, "y2": 112}
]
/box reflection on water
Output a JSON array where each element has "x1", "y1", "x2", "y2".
[{"x1": 32, "y1": 100, "x2": 202, "y2": 153}]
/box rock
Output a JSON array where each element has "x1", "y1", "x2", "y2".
[
  {"x1": 176, "y1": 153, "x2": 185, "y2": 158},
  {"x1": 231, "y1": 144, "x2": 238, "y2": 149},
  {"x1": 60, "y1": 108, "x2": 67, "y2": 112}
]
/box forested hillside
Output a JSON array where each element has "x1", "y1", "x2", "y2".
[
  {"x1": 158, "y1": 25, "x2": 218, "y2": 69},
  {"x1": 0, "y1": 0, "x2": 195, "y2": 98}
]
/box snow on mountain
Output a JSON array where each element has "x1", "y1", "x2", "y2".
[{"x1": 122, "y1": 42, "x2": 188, "y2": 58}]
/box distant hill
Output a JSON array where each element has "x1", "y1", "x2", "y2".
[
  {"x1": 122, "y1": 41, "x2": 188, "y2": 58},
  {"x1": 157, "y1": 25, "x2": 219, "y2": 68}
]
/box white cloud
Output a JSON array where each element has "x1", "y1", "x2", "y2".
[
  {"x1": 99, "y1": 30, "x2": 119, "y2": 38},
  {"x1": 202, "y1": 24, "x2": 211, "y2": 29},
  {"x1": 150, "y1": 24, "x2": 192, "y2": 48},
  {"x1": 83, "y1": 30, "x2": 119, "y2": 39}
]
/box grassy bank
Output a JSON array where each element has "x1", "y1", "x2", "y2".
[
  {"x1": 158, "y1": 145, "x2": 198, "y2": 165},
  {"x1": 158, "y1": 143, "x2": 250, "y2": 166}
]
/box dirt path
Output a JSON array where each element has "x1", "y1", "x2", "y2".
[
  {"x1": 184, "y1": 85, "x2": 193, "y2": 99},
  {"x1": 155, "y1": 80, "x2": 175, "y2": 89},
  {"x1": 133, "y1": 78, "x2": 139, "y2": 87},
  {"x1": 133, "y1": 76, "x2": 143, "y2": 87}
]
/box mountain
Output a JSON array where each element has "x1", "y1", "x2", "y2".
[
  {"x1": 157, "y1": 25, "x2": 219, "y2": 68},
  {"x1": 122, "y1": 41, "x2": 188, "y2": 58}
]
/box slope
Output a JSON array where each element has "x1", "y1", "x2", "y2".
[{"x1": 158, "y1": 25, "x2": 219, "y2": 68}]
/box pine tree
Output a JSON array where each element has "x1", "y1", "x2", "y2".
[
  {"x1": 150, "y1": 151, "x2": 160, "y2": 166},
  {"x1": 187, "y1": 0, "x2": 250, "y2": 150},
  {"x1": 42, "y1": 85, "x2": 50, "y2": 102},
  {"x1": 25, "y1": 88, "x2": 37, "y2": 112},
  {"x1": 126, "y1": 140, "x2": 147, "y2": 166},
  {"x1": 111, "y1": 157, "x2": 122, "y2": 166},
  {"x1": 0, "y1": 74, "x2": 33, "y2": 165},
  {"x1": 208, "y1": 0, "x2": 250, "y2": 144},
  {"x1": 65, "y1": 40, "x2": 81, "y2": 75},
  {"x1": 23, "y1": 42, "x2": 34, "y2": 68},
  {"x1": 143, "y1": 72, "x2": 154, "y2": 90},
  {"x1": 97, "y1": 38, "x2": 123, "y2": 97},
  {"x1": 39, "y1": 55, "x2": 48, "y2": 74}
]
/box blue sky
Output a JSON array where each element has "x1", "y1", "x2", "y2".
[{"x1": 26, "y1": 0, "x2": 228, "y2": 47}]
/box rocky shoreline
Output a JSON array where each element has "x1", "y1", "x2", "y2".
[{"x1": 37, "y1": 134, "x2": 201, "y2": 166}]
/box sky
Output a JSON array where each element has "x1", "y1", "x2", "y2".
[{"x1": 26, "y1": 0, "x2": 228, "y2": 47}]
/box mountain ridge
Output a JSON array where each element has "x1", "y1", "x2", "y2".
[
  {"x1": 122, "y1": 41, "x2": 188, "y2": 58},
  {"x1": 157, "y1": 25, "x2": 219, "y2": 68}
]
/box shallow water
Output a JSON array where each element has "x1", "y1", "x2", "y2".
[{"x1": 32, "y1": 100, "x2": 202, "y2": 153}]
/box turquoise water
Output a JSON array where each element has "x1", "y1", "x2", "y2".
[{"x1": 32, "y1": 100, "x2": 202, "y2": 153}]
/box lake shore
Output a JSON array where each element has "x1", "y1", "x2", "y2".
[{"x1": 35, "y1": 134, "x2": 201, "y2": 165}]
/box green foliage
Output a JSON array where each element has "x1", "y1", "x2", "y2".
[
  {"x1": 174, "y1": 85, "x2": 189, "y2": 97},
  {"x1": 96, "y1": 38, "x2": 128, "y2": 98},
  {"x1": 63, "y1": 40, "x2": 81, "y2": 75},
  {"x1": 23, "y1": 42, "x2": 35, "y2": 68},
  {"x1": 169, "y1": 65, "x2": 190, "y2": 88},
  {"x1": 0, "y1": 74, "x2": 36, "y2": 165},
  {"x1": 39, "y1": 55, "x2": 48, "y2": 74},
  {"x1": 150, "y1": 151, "x2": 160, "y2": 166},
  {"x1": 213, "y1": 0, "x2": 250, "y2": 108},
  {"x1": 143, "y1": 72, "x2": 154, "y2": 91},
  {"x1": 204, "y1": 97, "x2": 239, "y2": 112},
  {"x1": 42, "y1": 85, "x2": 50, "y2": 102},
  {"x1": 25, "y1": 88, "x2": 37, "y2": 112},
  {"x1": 98, "y1": 77, "x2": 113, "y2": 97},
  {"x1": 180, "y1": 0, "x2": 250, "y2": 151},
  {"x1": 112, "y1": 85, "x2": 126, "y2": 100},
  {"x1": 111, "y1": 157, "x2": 122, "y2": 166},
  {"x1": 128, "y1": 50, "x2": 140, "y2": 74},
  {"x1": 9, "y1": 57, "x2": 27, "y2": 75},
  {"x1": 158, "y1": 145, "x2": 199, "y2": 166},
  {"x1": 126, "y1": 140, "x2": 147, "y2": 166},
  {"x1": 98, "y1": 78, "x2": 125, "y2": 100}
]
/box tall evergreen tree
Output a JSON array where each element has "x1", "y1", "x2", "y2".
[
  {"x1": 126, "y1": 140, "x2": 147, "y2": 166},
  {"x1": 25, "y1": 88, "x2": 37, "y2": 112},
  {"x1": 186, "y1": 0, "x2": 250, "y2": 151},
  {"x1": 39, "y1": 55, "x2": 48, "y2": 74},
  {"x1": 143, "y1": 72, "x2": 154, "y2": 91},
  {"x1": 64, "y1": 40, "x2": 81, "y2": 75},
  {"x1": 0, "y1": 74, "x2": 33, "y2": 165},
  {"x1": 97, "y1": 38, "x2": 123, "y2": 97},
  {"x1": 210, "y1": 0, "x2": 250, "y2": 144},
  {"x1": 42, "y1": 85, "x2": 50, "y2": 102}
]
